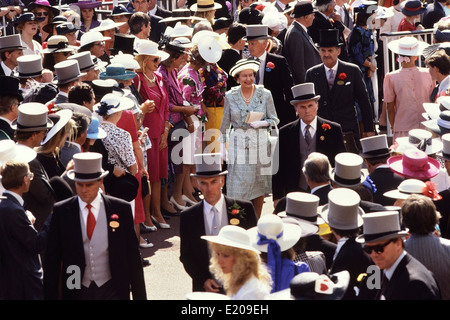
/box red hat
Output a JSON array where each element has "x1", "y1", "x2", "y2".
[{"x1": 387, "y1": 148, "x2": 440, "y2": 181}]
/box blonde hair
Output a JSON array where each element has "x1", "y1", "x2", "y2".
[
  {"x1": 135, "y1": 55, "x2": 154, "y2": 74},
  {"x1": 209, "y1": 243, "x2": 272, "y2": 296},
  {"x1": 38, "y1": 119, "x2": 75, "y2": 156}
]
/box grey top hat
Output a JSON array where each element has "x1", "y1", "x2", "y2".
[
  {"x1": 66, "y1": 152, "x2": 109, "y2": 182},
  {"x1": 68, "y1": 51, "x2": 96, "y2": 72},
  {"x1": 17, "y1": 54, "x2": 43, "y2": 79},
  {"x1": 277, "y1": 192, "x2": 324, "y2": 226},
  {"x1": 0, "y1": 34, "x2": 27, "y2": 52},
  {"x1": 331, "y1": 152, "x2": 366, "y2": 188},
  {"x1": 11, "y1": 103, "x2": 54, "y2": 132},
  {"x1": 190, "y1": 153, "x2": 228, "y2": 177},
  {"x1": 356, "y1": 211, "x2": 409, "y2": 244},
  {"x1": 290, "y1": 83, "x2": 321, "y2": 106},
  {"x1": 53, "y1": 60, "x2": 87, "y2": 85},
  {"x1": 360, "y1": 134, "x2": 391, "y2": 158},
  {"x1": 243, "y1": 25, "x2": 271, "y2": 41},
  {"x1": 438, "y1": 133, "x2": 450, "y2": 161},
  {"x1": 320, "y1": 188, "x2": 365, "y2": 230}
]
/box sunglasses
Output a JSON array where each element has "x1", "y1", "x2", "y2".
[
  {"x1": 35, "y1": 11, "x2": 49, "y2": 17},
  {"x1": 363, "y1": 238, "x2": 396, "y2": 255},
  {"x1": 61, "y1": 51, "x2": 72, "y2": 56},
  {"x1": 152, "y1": 57, "x2": 161, "y2": 63},
  {"x1": 94, "y1": 41, "x2": 105, "y2": 46}
]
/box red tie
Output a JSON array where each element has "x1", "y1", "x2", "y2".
[{"x1": 86, "y1": 203, "x2": 96, "y2": 240}]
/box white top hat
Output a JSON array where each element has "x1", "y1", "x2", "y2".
[
  {"x1": 0, "y1": 140, "x2": 36, "y2": 165},
  {"x1": 135, "y1": 40, "x2": 170, "y2": 61},
  {"x1": 94, "y1": 93, "x2": 134, "y2": 116},
  {"x1": 330, "y1": 152, "x2": 366, "y2": 188},
  {"x1": 320, "y1": 188, "x2": 364, "y2": 230},
  {"x1": 290, "y1": 83, "x2": 321, "y2": 105},
  {"x1": 249, "y1": 214, "x2": 302, "y2": 252},
  {"x1": 67, "y1": 152, "x2": 109, "y2": 182},
  {"x1": 387, "y1": 36, "x2": 429, "y2": 56},
  {"x1": 80, "y1": 31, "x2": 111, "y2": 48},
  {"x1": 395, "y1": 128, "x2": 443, "y2": 155},
  {"x1": 356, "y1": 211, "x2": 409, "y2": 244},
  {"x1": 383, "y1": 179, "x2": 428, "y2": 200},
  {"x1": 201, "y1": 225, "x2": 260, "y2": 253}
]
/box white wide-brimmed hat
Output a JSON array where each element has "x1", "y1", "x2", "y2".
[
  {"x1": 94, "y1": 93, "x2": 134, "y2": 116},
  {"x1": 135, "y1": 40, "x2": 170, "y2": 61},
  {"x1": 229, "y1": 58, "x2": 260, "y2": 78},
  {"x1": 80, "y1": 31, "x2": 111, "y2": 48},
  {"x1": 387, "y1": 36, "x2": 429, "y2": 56},
  {"x1": 66, "y1": 152, "x2": 109, "y2": 182},
  {"x1": 277, "y1": 192, "x2": 324, "y2": 226},
  {"x1": 356, "y1": 211, "x2": 409, "y2": 244},
  {"x1": 94, "y1": 19, "x2": 126, "y2": 32},
  {"x1": 383, "y1": 178, "x2": 433, "y2": 200},
  {"x1": 165, "y1": 22, "x2": 193, "y2": 39},
  {"x1": 320, "y1": 188, "x2": 365, "y2": 230},
  {"x1": 190, "y1": 0, "x2": 222, "y2": 12},
  {"x1": 423, "y1": 96, "x2": 450, "y2": 121},
  {"x1": 201, "y1": 225, "x2": 260, "y2": 253},
  {"x1": 395, "y1": 129, "x2": 443, "y2": 155},
  {"x1": 330, "y1": 152, "x2": 366, "y2": 188},
  {"x1": 41, "y1": 109, "x2": 73, "y2": 145},
  {"x1": 0, "y1": 140, "x2": 36, "y2": 165},
  {"x1": 110, "y1": 52, "x2": 141, "y2": 70},
  {"x1": 249, "y1": 214, "x2": 302, "y2": 252},
  {"x1": 196, "y1": 35, "x2": 223, "y2": 64}
]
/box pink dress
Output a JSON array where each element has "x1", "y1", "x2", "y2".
[
  {"x1": 133, "y1": 72, "x2": 170, "y2": 182},
  {"x1": 383, "y1": 67, "x2": 434, "y2": 140}
]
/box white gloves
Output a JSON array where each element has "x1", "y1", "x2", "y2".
[{"x1": 250, "y1": 120, "x2": 270, "y2": 129}]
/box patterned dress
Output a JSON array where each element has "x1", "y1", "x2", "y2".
[
  {"x1": 220, "y1": 85, "x2": 279, "y2": 200},
  {"x1": 100, "y1": 121, "x2": 136, "y2": 171}
]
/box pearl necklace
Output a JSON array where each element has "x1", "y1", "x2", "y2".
[
  {"x1": 143, "y1": 72, "x2": 156, "y2": 84},
  {"x1": 241, "y1": 85, "x2": 254, "y2": 104}
]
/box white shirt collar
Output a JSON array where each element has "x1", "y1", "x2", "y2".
[
  {"x1": 78, "y1": 192, "x2": 102, "y2": 222},
  {"x1": 1, "y1": 61, "x2": 13, "y2": 76},
  {"x1": 294, "y1": 20, "x2": 308, "y2": 32},
  {"x1": 4, "y1": 190, "x2": 24, "y2": 206},
  {"x1": 148, "y1": 6, "x2": 157, "y2": 16},
  {"x1": 203, "y1": 194, "x2": 225, "y2": 233},
  {"x1": 384, "y1": 250, "x2": 407, "y2": 280},
  {"x1": 326, "y1": 61, "x2": 339, "y2": 73},
  {"x1": 311, "y1": 183, "x2": 329, "y2": 194},
  {"x1": 0, "y1": 116, "x2": 12, "y2": 125},
  {"x1": 300, "y1": 117, "x2": 317, "y2": 135}
]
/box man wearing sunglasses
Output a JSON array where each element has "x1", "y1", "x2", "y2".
[{"x1": 356, "y1": 211, "x2": 441, "y2": 300}]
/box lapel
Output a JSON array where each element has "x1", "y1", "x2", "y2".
[
  {"x1": 383, "y1": 253, "x2": 409, "y2": 299},
  {"x1": 315, "y1": 117, "x2": 327, "y2": 149},
  {"x1": 330, "y1": 60, "x2": 345, "y2": 106},
  {"x1": 296, "y1": 22, "x2": 319, "y2": 52},
  {"x1": 67, "y1": 196, "x2": 86, "y2": 264}
]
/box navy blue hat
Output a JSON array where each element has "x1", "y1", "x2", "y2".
[
  {"x1": 401, "y1": 0, "x2": 427, "y2": 16},
  {"x1": 108, "y1": 4, "x2": 132, "y2": 17}
]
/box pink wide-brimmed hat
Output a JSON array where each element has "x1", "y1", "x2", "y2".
[{"x1": 387, "y1": 148, "x2": 440, "y2": 181}]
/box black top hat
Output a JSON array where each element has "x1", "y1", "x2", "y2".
[
  {"x1": 316, "y1": 29, "x2": 343, "y2": 48},
  {"x1": 109, "y1": 34, "x2": 136, "y2": 55},
  {"x1": 291, "y1": 0, "x2": 316, "y2": 18},
  {"x1": 0, "y1": 76, "x2": 23, "y2": 101},
  {"x1": 213, "y1": 17, "x2": 232, "y2": 31}
]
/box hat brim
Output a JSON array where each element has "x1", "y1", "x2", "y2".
[
  {"x1": 387, "y1": 155, "x2": 441, "y2": 180},
  {"x1": 94, "y1": 21, "x2": 126, "y2": 33},
  {"x1": 243, "y1": 35, "x2": 271, "y2": 41},
  {"x1": 52, "y1": 72, "x2": 87, "y2": 85},
  {"x1": 41, "y1": 109, "x2": 73, "y2": 145},
  {"x1": 66, "y1": 169, "x2": 109, "y2": 182},
  {"x1": 135, "y1": 50, "x2": 170, "y2": 61},
  {"x1": 27, "y1": 2, "x2": 60, "y2": 16},
  {"x1": 201, "y1": 233, "x2": 260, "y2": 253},
  {"x1": 99, "y1": 70, "x2": 137, "y2": 81},
  {"x1": 159, "y1": 16, "x2": 206, "y2": 23},
  {"x1": 290, "y1": 95, "x2": 321, "y2": 106},
  {"x1": 276, "y1": 214, "x2": 320, "y2": 237},
  {"x1": 42, "y1": 44, "x2": 78, "y2": 54},
  {"x1": 197, "y1": 38, "x2": 222, "y2": 63},
  {"x1": 248, "y1": 223, "x2": 302, "y2": 252},
  {"x1": 383, "y1": 189, "x2": 415, "y2": 200},
  {"x1": 355, "y1": 229, "x2": 409, "y2": 244},
  {"x1": 395, "y1": 136, "x2": 443, "y2": 155},
  {"x1": 190, "y1": 3, "x2": 222, "y2": 12},
  {"x1": 86, "y1": 126, "x2": 107, "y2": 140},
  {"x1": 11, "y1": 118, "x2": 54, "y2": 132},
  {"x1": 0, "y1": 143, "x2": 37, "y2": 165},
  {"x1": 330, "y1": 170, "x2": 366, "y2": 188},
  {"x1": 190, "y1": 170, "x2": 228, "y2": 177},
  {"x1": 423, "y1": 102, "x2": 440, "y2": 120},
  {"x1": 387, "y1": 39, "x2": 429, "y2": 56},
  {"x1": 320, "y1": 205, "x2": 364, "y2": 230},
  {"x1": 229, "y1": 60, "x2": 260, "y2": 78},
  {"x1": 0, "y1": 45, "x2": 27, "y2": 52}
]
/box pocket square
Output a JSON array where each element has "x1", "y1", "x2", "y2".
[{"x1": 345, "y1": 82, "x2": 351, "y2": 85}]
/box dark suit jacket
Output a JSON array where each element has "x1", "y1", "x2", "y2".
[
  {"x1": 330, "y1": 237, "x2": 373, "y2": 300},
  {"x1": 307, "y1": 11, "x2": 348, "y2": 61},
  {"x1": 0, "y1": 118, "x2": 14, "y2": 140},
  {"x1": 262, "y1": 52, "x2": 295, "y2": 127},
  {"x1": 149, "y1": 14, "x2": 166, "y2": 43},
  {"x1": 305, "y1": 60, "x2": 374, "y2": 141},
  {"x1": 284, "y1": 21, "x2": 321, "y2": 84},
  {"x1": 179, "y1": 196, "x2": 258, "y2": 292},
  {"x1": 217, "y1": 48, "x2": 241, "y2": 91},
  {"x1": 423, "y1": 1, "x2": 446, "y2": 29},
  {"x1": 155, "y1": 5, "x2": 171, "y2": 18},
  {"x1": 0, "y1": 193, "x2": 47, "y2": 300},
  {"x1": 312, "y1": 183, "x2": 332, "y2": 205},
  {"x1": 272, "y1": 116, "x2": 346, "y2": 201},
  {"x1": 380, "y1": 253, "x2": 441, "y2": 300},
  {"x1": 367, "y1": 166, "x2": 404, "y2": 206},
  {"x1": 433, "y1": 189, "x2": 450, "y2": 239},
  {"x1": 304, "y1": 233, "x2": 337, "y2": 271},
  {"x1": 43, "y1": 194, "x2": 146, "y2": 300}
]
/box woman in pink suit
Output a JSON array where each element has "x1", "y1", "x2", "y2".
[{"x1": 133, "y1": 40, "x2": 171, "y2": 229}]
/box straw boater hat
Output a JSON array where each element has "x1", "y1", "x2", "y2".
[
  {"x1": 11, "y1": 102, "x2": 54, "y2": 132},
  {"x1": 383, "y1": 178, "x2": 441, "y2": 201},
  {"x1": 191, "y1": 153, "x2": 228, "y2": 177},
  {"x1": 277, "y1": 192, "x2": 324, "y2": 227},
  {"x1": 320, "y1": 188, "x2": 365, "y2": 230},
  {"x1": 42, "y1": 35, "x2": 77, "y2": 54},
  {"x1": 438, "y1": 133, "x2": 450, "y2": 161},
  {"x1": 359, "y1": 134, "x2": 391, "y2": 158},
  {"x1": 248, "y1": 214, "x2": 302, "y2": 253},
  {"x1": 41, "y1": 109, "x2": 73, "y2": 145},
  {"x1": 0, "y1": 139, "x2": 37, "y2": 165},
  {"x1": 387, "y1": 36, "x2": 429, "y2": 56},
  {"x1": 53, "y1": 60, "x2": 87, "y2": 85},
  {"x1": 229, "y1": 58, "x2": 260, "y2": 78},
  {"x1": 67, "y1": 152, "x2": 109, "y2": 182},
  {"x1": 330, "y1": 152, "x2": 366, "y2": 188},
  {"x1": 395, "y1": 129, "x2": 443, "y2": 155},
  {"x1": 355, "y1": 211, "x2": 409, "y2": 244},
  {"x1": 190, "y1": 0, "x2": 222, "y2": 12},
  {"x1": 387, "y1": 148, "x2": 440, "y2": 181},
  {"x1": 243, "y1": 24, "x2": 271, "y2": 41},
  {"x1": 201, "y1": 225, "x2": 260, "y2": 253},
  {"x1": 290, "y1": 83, "x2": 321, "y2": 106},
  {"x1": 0, "y1": 34, "x2": 27, "y2": 52}
]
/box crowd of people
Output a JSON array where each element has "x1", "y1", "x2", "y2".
[{"x1": 0, "y1": 0, "x2": 450, "y2": 301}]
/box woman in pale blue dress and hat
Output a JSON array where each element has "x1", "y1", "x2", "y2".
[{"x1": 220, "y1": 58, "x2": 279, "y2": 218}]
